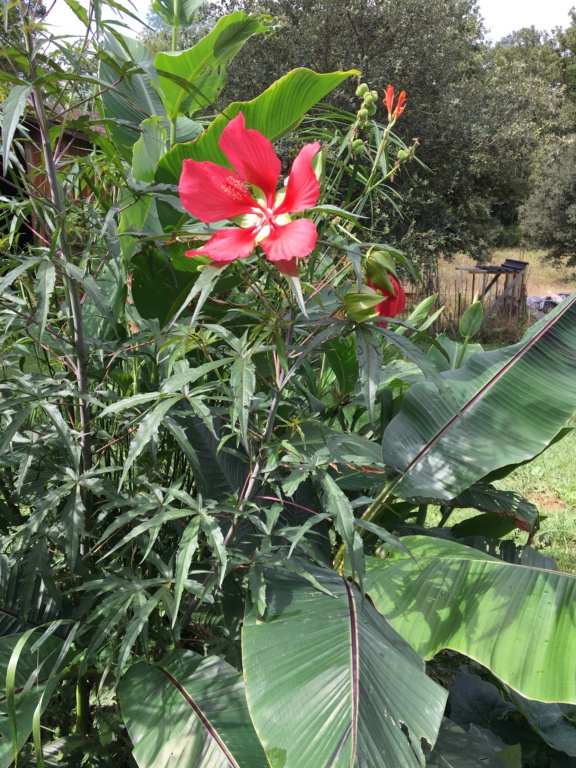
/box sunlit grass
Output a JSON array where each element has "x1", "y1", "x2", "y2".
[{"x1": 497, "y1": 427, "x2": 576, "y2": 573}]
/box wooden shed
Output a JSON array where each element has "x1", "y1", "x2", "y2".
[{"x1": 455, "y1": 258, "x2": 529, "y2": 322}]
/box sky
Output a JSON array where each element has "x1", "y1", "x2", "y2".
[
  {"x1": 45, "y1": 0, "x2": 576, "y2": 43},
  {"x1": 479, "y1": 0, "x2": 574, "y2": 41}
]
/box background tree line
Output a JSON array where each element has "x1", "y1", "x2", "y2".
[{"x1": 139, "y1": 0, "x2": 576, "y2": 269}]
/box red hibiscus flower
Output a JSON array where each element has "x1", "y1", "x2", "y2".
[
  {"x1": 178, "y1": 113, "x2": 321, "y2": 276},
  {"x1": 384, "y1": 84, "x2": 407, "y2": 121},
  {"x1": 366, "y1": 275, "x2": 406, "y2": 327}
]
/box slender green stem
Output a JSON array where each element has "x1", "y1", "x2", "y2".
[
  {"x1": 415, "y1": 504, "x2": 428, "y2": 527},
  {"x1": 438, "y1": 505, "x2": 453, "y2": 528},
  {"x1": 22, "y1": 5, "x2": 92, "y2": 522},
  {"x1": 333, "y1": 476, "x2": 400, "y2": 571},
  {"x1": 454, "y1": 336, "x2": 470, "y2": 369},
  {"x1": 240, "y1": 311, "x2": 296, "y2": 504},
  {"x1": 75, "y1": 676, "x2": 90, "y2": 735}
]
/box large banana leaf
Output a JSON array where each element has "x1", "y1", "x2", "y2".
[
  {"x1": 155, "y1": 12, "x2": 270, "y2": 120},
  {"x1": 99, "y1": 33, "x2": 167, "y2": 157},
  {"x1": 383, "y1": 295, "x2": 576, "y2": 499},
  {"x1": 152, "y1": 0, "x2": 204, "y2": 26},
  {"x1": 363, "y1": 537, "x2": 576, "y2": 703},
  {"x1": 242, "y1": 564, "x2": 447, "y2": 768},
  {"x1": 119, "y1": 649, "x2": 268, "y2": 768},
  {"x1": 156, "y1": 67, "x2": 359, "y2": 186},
  {"x1": 425, "y1": 718, "x2": 510, "y2": 768}
]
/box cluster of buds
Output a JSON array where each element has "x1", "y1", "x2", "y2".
[
  {"x1": 355, "y1": 82, "x2": 379, "y2": 121},
  {"x1": 344, "y1": 248, "x2": 406, "y2": 327}
]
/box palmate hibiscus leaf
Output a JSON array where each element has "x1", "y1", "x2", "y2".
[{"x1": 243, "y1": 563, "x2": 446, "y2": 768}]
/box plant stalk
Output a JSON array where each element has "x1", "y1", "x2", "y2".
[{"x1": 23, "y1": 9, "x2": 93, "y2": 523}]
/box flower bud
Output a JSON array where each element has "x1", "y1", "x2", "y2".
[
  {"x1": 356, "y1": 83, "x2": 369, "y2": 97},
  {"x1": 365, "y1": 249, "x2": 398, "y2": 294},
  {"x1": 344, "y1": 286, "x2": 383, "y2": 322}
]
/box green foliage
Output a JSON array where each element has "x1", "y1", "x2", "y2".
[
  {"x1": 119, "y1": 650, "x2": 268, "y2": 767},
  {"x1": 1, "y1": 2, "x2": 576, "y2": 766},
  {"x1": 519, "y1": 137, "x2": 576, "y2": 266},
  {"x1": 364, "y1": 538, "x2": 576, "y2": 702},
  {"x1": 242, "y1": 565, "x2": 447, "y2": 767}
]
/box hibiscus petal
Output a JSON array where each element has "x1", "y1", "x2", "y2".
[
  {"x1": 275, "y1": 142, "x2": 321, "y2": 215},
  {"x1": 260, "y1": 218, "x2": 318, "y2": 263},
  {"x1": 185, "y1": 226, "x2": 258, "y2": 263},
  {"x1": 219, "y1": 113, "x2": 281, "y2": 208},
  {"x1": 179, "y1": 159, "x2": 257, "y2": 223},
  {"x1": 273, "y1": 259, "x2": 299, "y2": 277},
  {"x1": 373, "y1": 276, "x2": 407, "y2": 320}
]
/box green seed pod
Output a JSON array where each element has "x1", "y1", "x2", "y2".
[
  {"x1": 363, "y1": 93, "x2": 376, "y2": 105},
  {"x1": 355, "y1": 83, "x2": 369, "y2": 97},
  {"x1": 366, "y1": 104, "x2": 377, "y2": 116},
  {"x1": 397, "y1": 149, "x2": 408, "y2": 161},
  {"x1": 370, "y1": 90, "x2": 378, "y2": 100},
  {"x1": 352, "y1": 139, "x2": 364, "y2": 150},
  {"x1": 358, "y1": 108, "x2": 369, "y2": 119}
]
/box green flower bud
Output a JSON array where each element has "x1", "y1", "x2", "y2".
[
  {"x1": 344, "y1": 286, "x2": 382, "y2": 323},
  {"x1": 355, "y1": 83, "x2": 369, "y2": 97},
  {"x1": 358, "y1": 108, "x2": 369, "y2": 119},
  {"x1": 365, "y1": 248, "x2": 398, "y2": 293}
]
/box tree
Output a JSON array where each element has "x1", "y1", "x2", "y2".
[{"x1": 519, "y1": 136, "x2": 576, "y2": 266}]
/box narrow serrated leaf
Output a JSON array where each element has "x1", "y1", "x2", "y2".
[
  {"x1": 321, "y1": 473, "x2": 363, "y2": 583},
  {"x1": 355, "y1": 325, "x2": 381, "y2": 427},
  {"x1": 35, "y1": 260, "x2": 55, "y2": 344},
  {"x1": 231, "y1": 353, "x2": 255, "y2": 450},
  {"x1": 1, "y1": 85, "x2": 32, "y2": 173},
  {"x1": 173, "y1": 517, "x2": 200, "y2": 622},
  {"x1": 119, "y1": 397, "x2": 180, "y2": 488}
]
